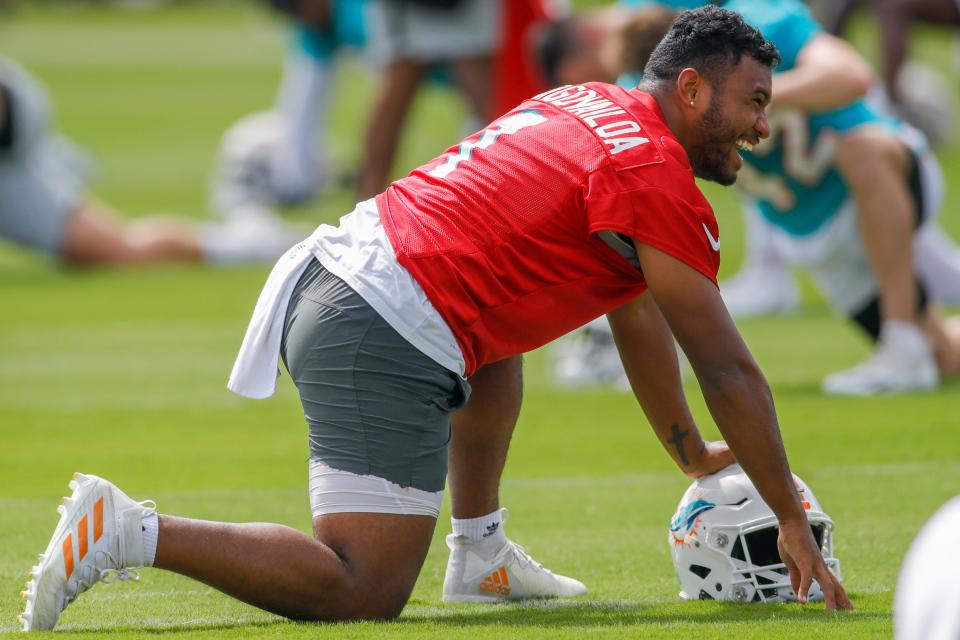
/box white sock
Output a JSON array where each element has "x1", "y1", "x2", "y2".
[
  {"x1": 199, "y1": 214, "x2": 298, "y2": 265},
  {"x1": 272, "y1": 52, "x2": 332, "y2": 202},
  {"x1": 452, "y1": 509, "x2": 506, "y2": 544},
  {"x1": 880, "y1": 320, "x2": 930, "y2": 358},
  {"x1": 141, "y1": 512, "x2": 159, "y2": 567}
]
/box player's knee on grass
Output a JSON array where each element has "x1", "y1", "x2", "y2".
[
  {"x1": 851, "y1": 277, "x2": 930, "y2": 340},
  {"x1": 310, "y1": 512, "x2": 437, "y2": 621}
]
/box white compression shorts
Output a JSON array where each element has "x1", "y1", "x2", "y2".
[{"x1": 308, "y1": 459, "x2": 443, "y2": 518}]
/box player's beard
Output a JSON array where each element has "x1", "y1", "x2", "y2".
[{"x1": 690, "y1": 95, "x2": 740, "y2": 186}]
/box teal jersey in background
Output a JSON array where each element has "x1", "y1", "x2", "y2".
[
  {"x1": 293, "y1": 0, "x2": 367, "y2": 62},
  {"x1": 619, "y1": 0, "x2": 713, "y2": 9},
  {"x1": 724, "y1": 0, "x2": 909, "y2": 236}
]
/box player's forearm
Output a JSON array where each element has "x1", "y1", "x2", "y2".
[
  {"x1": 772, "y1": 34, "x2": 874, "y2": 111},
  {"x1": 694, "y1": 356, "x2": 806, "y2": 522},
  {"x1": 627, "y1": 362, "x2": 706, "y2": 475},
  {"x1": 609, "y1": 297, "x2": 708, "y2": 475},
  {"x1": 772, "y1": 66, "x2": 871, "y2": 111}
]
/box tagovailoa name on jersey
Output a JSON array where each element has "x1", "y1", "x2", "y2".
[{"x1": 535, "y1": 85, "x2": 649, "y2": 155}]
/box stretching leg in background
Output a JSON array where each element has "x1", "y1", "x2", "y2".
[{"x1": 0, "y1": 58, "x2": 301, "y2": 267}]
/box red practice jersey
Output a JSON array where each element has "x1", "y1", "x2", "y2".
[{"x1": 378, "y1": 83, "x2": 721, "y2": 376}]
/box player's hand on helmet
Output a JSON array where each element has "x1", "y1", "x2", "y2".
[
  {"x1": 684, "y1": 440, "x2": 735, "y2": 479},
  {"x1": 777, "y1": 517, "x2": 854, "y2": 611}
]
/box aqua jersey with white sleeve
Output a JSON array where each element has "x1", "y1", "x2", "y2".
[
  {"x1": 293, "y1": 0, "x2": 367, "y2": 62},
  {"x1": 724, "y1": 0, "x2": 905, "y2": 237}
]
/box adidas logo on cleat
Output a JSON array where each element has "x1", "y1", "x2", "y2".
[
  {"x1": 61, "y1": 495, "x2": 106, "y2": 580},
  {"x1": 478, "y1": 566, "x2": 511, "y2": 596}
]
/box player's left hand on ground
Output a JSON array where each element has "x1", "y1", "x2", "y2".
[
  {"x1": 777, "y1": 517, "x2": 854, "y2": 611},
  {"x1": 684, "y1": 440, "x2": 735, "y2": 479}
]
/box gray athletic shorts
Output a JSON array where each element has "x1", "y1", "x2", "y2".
[
  {"x1": 281, "y1": 258, "x2": 470, "y2": 493},
  {"x1": 0, "y1": 58, "x2": 88, "y2": 255},
  {"x1": 364, "y1": 0, "x2": 500, "y2": 66}
]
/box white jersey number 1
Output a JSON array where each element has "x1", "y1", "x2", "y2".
[{"x1": 428, "y1": 109, "x2": 548, "y2": 180}]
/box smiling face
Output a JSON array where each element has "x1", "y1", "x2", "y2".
[{"x1": 687, "y1": 56, "x2": 772, "y2": 186}]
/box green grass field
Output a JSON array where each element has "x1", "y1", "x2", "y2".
[{"x1": 1, "y1": 3, "x2": 959, "y2": 638}]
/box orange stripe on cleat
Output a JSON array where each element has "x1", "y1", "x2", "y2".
[
  {"x1": 77, "y1": 514, "x2": 89, "y2": 560},
  {"x1": 93, "y1": 497, "x2": 104, "y2": 543},
  {"x1": 63, "y1": 533, "x2": 75, "y2": 580},
  {"x1": 499, "y1": 567, "x2": 509, "y2": 585},
  {"x1": 491, "y1": 571, "x2": 501, "y2": 584}
]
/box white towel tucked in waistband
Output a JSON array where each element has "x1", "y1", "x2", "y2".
[{"x1": 227, "y1": 235, "x2": 315, "y2": 399}]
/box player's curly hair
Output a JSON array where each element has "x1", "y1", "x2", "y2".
[{"x1": 643, "y1": 6, "x2": 780, "y2": 87}]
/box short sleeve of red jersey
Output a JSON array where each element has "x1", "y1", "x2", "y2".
[{"x1": 584, "y1": 176, "x2": 722, "y2": 286}]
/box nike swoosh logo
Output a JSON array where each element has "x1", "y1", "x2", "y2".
[{"x1": 702, "y1": 223, "x2": 720, "y2": 252}]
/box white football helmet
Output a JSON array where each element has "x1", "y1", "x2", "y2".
[
  {"x1": 210, "y1": 110, "x2": 325, "y2": 217},
  {"x1": 668, "y1": 464, "x2": 840, "y2": 603},
  {"x1": 210, "y1": 110, "x2": 283, "y2": 217}
]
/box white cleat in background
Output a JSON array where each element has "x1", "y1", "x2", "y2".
[
  {"x1": 822, "y1": 328, "x2": 939, "y2": 396},
  {"x1": 720, "y1": 264, "x2": 800, "y2": 319}
]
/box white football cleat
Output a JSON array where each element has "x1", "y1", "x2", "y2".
[
  {"x1": 822, "y1": 336, "x2": 939, "y2": 396},
  {"x1": 442, "y1": 509, "x2": 587, "y2": 603},
  {"x1": 210, "y1": 111, "x2": 283, "y2": 218},
  {"x1": 19, "y1": 473, "x2": 155, "y2": 632},
  {"x1": 720, "y1": 265, "x2": 799, "y2": 319},
  {"x1": 552, "y1": 319, "x2": 629, "y2": 390}
]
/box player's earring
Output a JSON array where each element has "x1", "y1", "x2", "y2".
[{"x1": 689, "y1": 100, "x2": 695, "y2": 106}]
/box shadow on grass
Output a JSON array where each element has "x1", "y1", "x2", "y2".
[
  {"x1": 400, "y1": 598, "x2": 881, "y2": 628},
  {"x1": 52, "y1": 619, "x2": 283, "y2": 636},
  {"x1": 44, "y1": 598, "x2": 882, "y2": 635}
]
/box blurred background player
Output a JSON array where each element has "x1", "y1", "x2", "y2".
[
  {"x1": 0, "y1": 56, "x2": 300, "y2": 267},
  {"x1": 543, "y1": 0, "x2": 960, "y2": 394},
  {"x1": 210, "y1": 0, "x2": 367, "y2": 220},
  {"x1": 214, "y1": 0, "x2": 552, "y2": 217},
  {"x1": 269, "y1": 0, "x2": 366, "y2": 206},
  {"x1": 613, "y1": 0, "x2": 960, "y2": 319},
  {"x1": 809, "y1": 0, "x2": 959, "y2": 147},
  {"x1": 355, "y1": 0, "x2": 500, "y2": 199}
]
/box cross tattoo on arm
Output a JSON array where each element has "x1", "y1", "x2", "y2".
[{"x1": 667, "y1": 423, "x2": 691, "y2": 466}]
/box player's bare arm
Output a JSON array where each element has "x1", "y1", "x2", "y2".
[
  {"x1": 634, "y1": 241, "x2": 853, "y2": 611},
  {"x1": 772, "y1": 33, "x2": 873, "y2": 110},
  {"x1": 607, "y1": 294, "x2": 734, "y2": 478}
]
